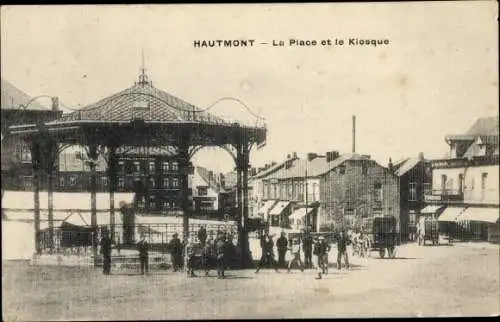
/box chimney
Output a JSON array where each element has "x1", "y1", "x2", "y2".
[
  {"x1": 418, "y1": 152, "x2": 424, "y2": 161},
  {"x1": 352, "y1": 115, "x2": 356, "y2": 153},
  {"x1": 287, "y1": 154, "x2": 291, "y2": 159},
  {"x1": 307, "y1": 153, "x2": 317, "y2": 161},
  {"x1": 208, "y1": 170, "x2": 214, "y2": 181},
  {"x1": 51, "y1": 96, "x2": 59, "y2": 111},
  {"x1": 251, "y1": 167, "x2": 257, "y2": 176},
  {"x1": 326, "y1": 152, "x2": 332, "y2": 162},
  {"x1": 388, "y1": 158, "x2": 394, "y2": 173},
  {"x1": 271, "y1": 161, "x2": 277, "y2": 166},
  {"x1": 292, "y1": 152, "x2": 297, "y2": 159},
  {"x1": 331, "y1": 151, "x2": 340, "y2": 161}
]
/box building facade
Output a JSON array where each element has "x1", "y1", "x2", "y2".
[
  {"x1": 1, "y1": 78, "x2": 63, "y2": 191},
  {"x1": 320, "y1": 154, "x2": 400, "y2": 232},
  {"x1": 392, "y1": 153, "x2": 433, "y2": 241},
  {"x1": 425, "y1": 116, "x2": 499, "y2": 243}
]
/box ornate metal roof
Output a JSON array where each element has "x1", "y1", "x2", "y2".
[{"x1": 59, "y1": 75, "x2": 225, "y2": 123}]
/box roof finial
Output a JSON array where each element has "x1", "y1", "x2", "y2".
[{"x1": 138, "y1": 47, "x2": 151, "y2": 85}]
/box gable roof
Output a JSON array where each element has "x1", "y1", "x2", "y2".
[
  {"x1": 466, "y1": 116, "x2": 499, "y2": 136},
  {"x1": 195, "y1": 166, "x2": 225, "y2": 194},
  {"x1": 394, "y1": 157, "x2": 422, "y2": 177},
  {"x1": 267, "y1": 153, "x2": 371, "y2": 180},
  {"x1": 252, "y1": 156, "x2": 299, "y2": 179},
  {"x1": 1, "y1": 78, "x2": 48, "y2": 111}
]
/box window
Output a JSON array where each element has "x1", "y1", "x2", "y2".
[
  {"x1": 458, "y1": 174, "x2": 464, "y2": 193},
  {"x1": 172, "y1": 201, "x2": 177, "y2": 209},
  {"x1": 118, "y1": 161, "x2": 125, "y2": 173},
  {"x1": 149, "y1": 196, "x2": 156, "y2": 210},
  {"x1": 339, "y1": 165, "x2": 346, "y2": 174},
  {"x1": 362, "y1": 165, "x2": 368, "y2": 175},
  {"x1": 162, "y1": 162, "x2": 170, "y2": 172},
  {"x1": 59, "y1": 176, "x2": 65, "y2": 187},
  {"x1": 441, "y1": 174, "x2": 447, "y2": 192},
  {"x1": 102, "y1": 177, "x2": 109, "y2": 187},
  {"x1": 172, "y1": 178, "x2": 179, "y2": 188},
  {"x1": 21, "y1": 144, "x2": 31, "y2": 162},
  {"x1": 133, "y1": 162, "x2": 141, "y2": 173},
  {"x1": 374, "y1": 182, "x2": 383, "y2": 202},
  {"x1": 149, "y1": 178, "x2": 156, "y2": 189},
  {"x1": 198, "y1": 187, "x2": 208, "y2": 196},
  {"x1": 409, "y1": 182, "x2": 417, "y2": 201},
  {"x1": 69, "y1": 175, "x2": 77, "y2": 186},
  {"x1": 149, "y1": 161, "x2": 155, "y2": 173},
  {"x1": 118, "y1": 178, "x2": 125, "y2": 188},
  {"x1": 163, "y1": 178, "x2": 170, "y2": 189},
  {"x1": 23, "y1": 176, "x2": 33, "y2": 189},
  {"x1": 481, "y1": 173, "x2": 488, "y2": 189},
  {"x1": 164, "y1": 201, "x2": 171, "y2": 209},
  {"x1": 171, "y1": 162, "x2": 178, "y2": 171}
]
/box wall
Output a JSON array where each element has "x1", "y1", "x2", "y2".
[
  {"x1": 432, "y1": 164, "x2": 499, "y2": 205},
  {"x1": 320, "y1": 160, "x2": 400, "y2": 231}
]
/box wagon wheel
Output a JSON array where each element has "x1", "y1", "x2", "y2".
[{"x1": 379, "y1": 249, "x2": 385, "y2": 258}]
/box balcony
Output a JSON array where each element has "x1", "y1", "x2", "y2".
[{"x1": 424, "y1": 189, "x2": 464, "y2": 203}]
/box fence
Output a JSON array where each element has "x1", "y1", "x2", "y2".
[{"x1": 38, "y1": 222, "x2": 238, "y2": 256}]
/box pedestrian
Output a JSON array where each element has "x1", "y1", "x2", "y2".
[
  {"x1": 137, "y1": 234, "x2": 149, "y2": 275},
  {"x1": 337, "y1": 230, "x2": 350, "y2": 270},
  {"x1": 314, "y1": 236, "x2": 331, "y2": 279},
  {"x1": 255, "y1": 232, "x2": 279, "y2": 273},
  {"x1": 100, "y1": 229, "x2": 112, "y2": 275},
  {"x1": 287, "y1": 238, "x2": 304, "y2": 273},
  {"x1": 276, "y1": 231, "x2": 289, "y2": 268},
  {"x1": 169, "y1": 233, "x2": 183, "y2": 272},
  {"x1": 216, "y1": 233, "x2": 228, "y2": 278},
  {"x1": 197, "y1": 225, "x2": 207, "y2": 248},
  {"x1": 186, "y1": 238, "x2": 197, "y2": 277},
  {"x1": 302, "y1": 229, "x2": 313, "y2": 269}
]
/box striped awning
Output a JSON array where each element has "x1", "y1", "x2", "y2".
[
  {"x1": 420, "y1": 205, "x2": 444, "y2": 214},
  {"x1": 258, "y1": 200, "x2": 277, "y2": 215},
  {"x1": 457, "y1": 207, "x2": 499, "y2": 224},
  {"x1": 269, "y1": 201, "x2": 291, "y2": 216},
  {"x1": 438, "y1": 207, "x2": 466, "y2": 222}
]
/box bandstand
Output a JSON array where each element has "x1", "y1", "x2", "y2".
[{"x1": 7, "y1": 70, "x2": 266, "y2": 268}]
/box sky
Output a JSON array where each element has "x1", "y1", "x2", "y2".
[{"x1": 1, "y1": 3, "x2": 498, "y2": 174}]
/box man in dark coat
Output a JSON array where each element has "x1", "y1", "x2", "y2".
[
  {"x1": 215, "y1": 233, "x2": 228, "y2": 278},
  {"x1": 100, "y1": 230, "x2": 112, "y2": 275},
  {"x1": 255, "y1": 232, "x2": 279, "y2": 273},
  {"x1": 314, "y1": 236, "x2": 331, "y2": 279},
  {"x1": 276, "y1": 231, "x2": 289, "y2": 268},
  {"x1": 197, "y1": 225, "x2": 207, "y2": 248},
  {"x1": 137, "y1": 234, "x2": 149, "y2": 275},
  {"x1": 337, "y1": 230, "x2": 350, "y2": 270},
  {"x1": 301, "y1": 229, "x2": 313, "y2": 269},
  {"x1": 169, "y1": 233, "x2": 183, "y2": 272}
]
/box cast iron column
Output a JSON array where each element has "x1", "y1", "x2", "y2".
[
  {"x1": 178, "y1": 130, "x2": 191, "y2": 271},
  {"x1": 87, "y1": 144, "x2": 99, "y2": 267},
  {"x1": 236, "y1": 143, "x2": 251, "y2": 268},
  {"x1": 46, "y1": 139, "x2": 58, "y2": 252},
  {"x1": 107, "y1": 145, "x2": 118, "y2": 243},
  {"x1": 30, "y1": 141, "x2": 42, "y2": 255}
]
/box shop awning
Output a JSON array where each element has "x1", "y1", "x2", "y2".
[
  {"x1": 420, "y1": 205, "x2": 444, "y2": 214},
  {"x1": 458, "y1": 207, "x2": 499, "y2": 224},
  {"x1": 289, "y1": 208, "x2": 313, "y2": 221},
  {"x1": 258, "y1": 200, "x2": 277, "y2": 215},
  {"x1": 269, "y1": 201, "x2": 291, "y2": 216},
  {"x1": 438, "y1": 207, "x2": 466, "y2": 222}
]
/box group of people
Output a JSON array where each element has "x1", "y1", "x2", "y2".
[
  {"x1": 255, "y1": 228, "x2": 352, "y2": 279},
  {"x1": 99, "y1": 225, "x2": 355, "y2": 280}
]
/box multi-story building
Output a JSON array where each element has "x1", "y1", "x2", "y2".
[
  {"x1": 250, "y1": 153, "x2": 298, "y2": 219},
  {"x1": 56, "y1": 145, "x2": 187, "y2": 215},
  {"x1": 392, "y1": 153, "x2": 433, "y2": 241},
  {"x1": 252, "y1": 151, "x2": 400, "y2": 233},
  {"x1": 425, "y1": 116, "x2": 499, "y2": 243},
  {"x1": 1, "y1": 78, "x2": 63, "y2": 191},
  {"x1": 320, "y1": 153, "x2": 400, "y2": 233}
]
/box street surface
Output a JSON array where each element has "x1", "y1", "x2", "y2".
[{"x1": 2, "y1": 242, "x2": 499, "y2": 320}]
